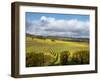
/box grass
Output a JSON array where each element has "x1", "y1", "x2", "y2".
[{"x1": 26, "y1": 36, "x2": 89, "y2": 67}]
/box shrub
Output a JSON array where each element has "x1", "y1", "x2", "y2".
[
  {"x1": 60, "y1": 51, "x2": 70, "y2": 65},
  {"x1": 43, "y1": 54, "x2": 54, "y2": 66},
  {"x1": 71, "y1": 50, "x2": 89, "y2": 64},
  {"x1": 26, "y1": 52, "x2": 44, "y2": 67},
  {"x1": 51, "y1": 39, "x2": 55, "y2": 42}
]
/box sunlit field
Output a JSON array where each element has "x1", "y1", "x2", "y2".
[{"x1": 26, "y1": 35, "x2": 89, "y2": 67}]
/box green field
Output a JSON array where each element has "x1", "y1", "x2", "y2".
[{"x1": 26, "y1": 35, "x2": 89, "y2": 67}]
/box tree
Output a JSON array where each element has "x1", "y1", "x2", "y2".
[{"x1": 60, "y1": 51, "x2": 70, "y2": 65}]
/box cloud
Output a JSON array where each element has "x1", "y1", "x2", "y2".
[{"x1": 26, "y1": 16, "x2": 89, "y2": 38}]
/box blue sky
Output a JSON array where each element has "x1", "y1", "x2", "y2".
[
  {"x1": 25, "y1": 12, "x2": 90, "y2": 38},
  {"x1": 26, "y1": 12, "x2": 89, "y2": 22}
]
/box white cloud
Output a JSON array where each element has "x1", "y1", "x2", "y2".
[
  {"x1": 26, "y1": 16, "x2": 89, "y2": 38},
  {"x1": 40, "y1": 16, "x2": 47, "y2": 21}
]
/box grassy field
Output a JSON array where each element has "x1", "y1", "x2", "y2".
[{"x1": 26, "y1": 35, "x2": 89, "y2": 67}]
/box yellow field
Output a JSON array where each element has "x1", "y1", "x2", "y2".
[{"x1": 26, "y1": 36, "x2": 89, "y2": 67}]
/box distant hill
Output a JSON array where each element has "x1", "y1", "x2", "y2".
[{"x1": 26, "y1": 33, "x2": 89, "y2": 43}]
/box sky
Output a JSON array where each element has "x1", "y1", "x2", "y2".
[{"x1": 25, "y1": 12, "x2": 90, "y2": 38}]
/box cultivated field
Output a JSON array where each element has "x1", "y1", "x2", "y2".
[{"x1": 26, "y1": 35, "x2": 89, "y2": 67}]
